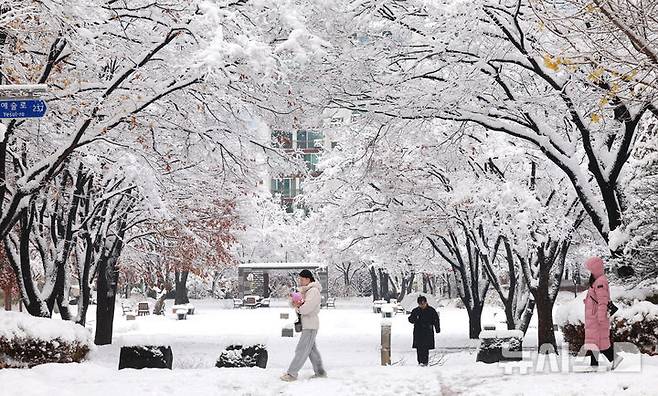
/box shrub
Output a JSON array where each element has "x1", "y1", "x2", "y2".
[
  {"x1": 118, "y1": 345, "x2": 173, "y2": 370},
  {"x1": 0, "y1": 312, "x2": 92, "y2": 368},
  {"x1": 215, "y1": 344, "x2": 268, "y2": 368},
  {"x1": 560, "y1": 302, "x2": 658, "y2": 356}
]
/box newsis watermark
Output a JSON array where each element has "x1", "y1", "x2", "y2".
[{"x1": 497, "y1": 343, "x2": 642, "y2": 374}]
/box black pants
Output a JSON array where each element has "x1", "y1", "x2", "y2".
[
  {"x1": 586, "y1": 347, "x2": 614, "y2": 366},
  {"x1": 416, "y1": 348, "x2": 429, "y2": 365}
]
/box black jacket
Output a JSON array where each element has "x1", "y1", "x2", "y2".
[{"x1": 408, "y1": 306, "x2": 440, "y2": 349}]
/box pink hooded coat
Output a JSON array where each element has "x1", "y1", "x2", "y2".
[{"x1": 583, "y1": 257, "x2": 611, "y2": 350}]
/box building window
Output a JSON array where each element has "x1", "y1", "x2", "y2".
[
  {"x1": 272, "y1": 130, "x2": 293, "y2": 149},
  {"x1": 271, "y1": 178, "x2": 296, "y2": 197},
  {"x1": 296, "y1": 130, "x2": 324, "y2": 149},
  {"x1": 304, "y1": 153, "x2": 319, "y2": 171}
]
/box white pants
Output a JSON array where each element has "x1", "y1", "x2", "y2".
[{"x1": 287, "y1": 329, "x2": 325, "y2": 377}]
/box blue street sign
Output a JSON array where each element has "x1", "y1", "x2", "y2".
[{"x1": 0, "y1": 98, "x2": 47, "y2": 119}]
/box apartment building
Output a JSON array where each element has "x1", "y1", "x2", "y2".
[{"x1": 268, "y1": 109, "x2": 354, "y2": 211}]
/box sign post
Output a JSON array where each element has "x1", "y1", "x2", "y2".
[
  {"x1": 0, "y1": 84, "x2": 48, "y2": 120},
  {"x1": 0, "y1": 98, "x2": 47, "y2": 119}
]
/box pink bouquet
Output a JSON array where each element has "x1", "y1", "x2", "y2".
[{"x1": 291, "y1": 291, "x2": 303, "y2": 304}]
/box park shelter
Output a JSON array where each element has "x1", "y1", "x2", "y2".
[{"x1": 237, "y1": 262, "x2": 329, "y2": 304}]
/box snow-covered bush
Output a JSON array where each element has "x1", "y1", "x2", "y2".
[
  {"x1": 215, "y1": 344, "x2": 268, "y2": 369},
  {"x1": 118, "y1": 345, "x2": 173, "y2": 370},
  {"x1": 476, "y1": 329, "x2": 524, "y2": 363},
  {"x1": 0, "y1": 312, "x2": 92, "y2": 368},
  {"x1": 556, "y1": 289, "x2": 658, "y2": 355},
  {"x1": 186, "y1": 274, "x2": 212, "y2": 300}
]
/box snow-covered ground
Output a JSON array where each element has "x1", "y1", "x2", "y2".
[{"x1": 1, "y1": 298, "x2": 657, "y2": 395}]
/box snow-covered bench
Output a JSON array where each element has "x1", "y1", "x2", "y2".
[
  {"x1": 326, "y1": 297, "x2": 336, "y2": 308},
  {"x1": 233, "y1": 298, "x2": 243, "y2": 309},
  {"x1": 172, "y1": 303, "x2": 195, "y2": 315},
  {"x1": 175, "y1": 308, "x2": 188, "y2": 320},
  {"x1": 122, "y1": 302, "x2": 137, "y2": 320},
  {"x1": 381, "y1": 304, "x2": 395, "y2": 318},
  {"x1": 372, "y1": 299, "x2": 386, "y2": 313}
]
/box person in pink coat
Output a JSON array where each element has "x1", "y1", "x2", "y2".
[{"x1": 583, "y1": 256, "x2": 614, "y2": 367}]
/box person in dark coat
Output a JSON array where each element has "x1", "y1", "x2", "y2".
[{"x1": 408, "y1": 295, "x2": 440, "y2": 366}]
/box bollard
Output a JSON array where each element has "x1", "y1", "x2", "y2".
[{"x1": 381, "y1": 320, "x2": 391, "y2": 366}]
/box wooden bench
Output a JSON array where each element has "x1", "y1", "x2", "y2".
[
  {"x1": 233, "y1": 299, "x2": 243, "y2": 309},
  {"x1": 121, "y1": 302, "x2": 134, "y2": 316},
  {"x1": 326, "y1": 297, "x2": 336, "y2": 308},
  {"x1": 137, "y1": 302, "x2": 150, "y2": 316}
]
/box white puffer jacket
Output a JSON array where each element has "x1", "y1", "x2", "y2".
[{"x1": 296, "y1": 282, "x2": 322, "y2": 330}]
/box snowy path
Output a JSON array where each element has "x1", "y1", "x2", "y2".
[{"x1": 1, "y1": 299, "x2": 657, "y2": 395}]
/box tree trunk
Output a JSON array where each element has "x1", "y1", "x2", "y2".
[
  {"x1": 153, "y1": 288, "x2": 168, "y2": 315},
  {"x1": 76, "y1": 275, "x2": 91, "y2": 326},
  {"x1": 76, "y1": 236, "x2": 94, "y2": 326},
  {"x1": 503, "y1": 301, "x2": 515, "y2": 331},
  {"x1": 389, "y1": 275, "x2": 399, "y2": 301},
  {"x1": 379, "y1": 269, "x2": 389, "y2": 301},
  {"x1": 57, "y1": 298, "x2": 72, "y2": 320},
  {"x1": 369, "y1": 267, "x2": 379, "y2": 301},
  {"x1": 174, "y1": 270, "x2": 190, "y2": 305},
  {"x1": 406, "y1": 272, "x2": 415, "y2": 294},
  {"x1": 211, "y1": 270, "x2": 219, "y2": 297},
  {"x1": 95, "y1": 239, "x2": 122, "y2": 346},
  {"x1": 535, "y1": 292, "x2": 557, "y2": 353},
  {"x1": 517, "y1": 297, "x2": 535, "y2": 333},
  {"x1": 3, "y1": 288, "x2": 10, "y2": 311},
  {"x1": 95, "y1": 256, "x2": 116, "y2": 345},
  {"x1": 45, "y1": 263, "x2": 65, "y2": 317},
  {"x1": 467, "y1": 305, "x2": 484, "y2": 339},
  {"x1": 53, "y1": 263, "x2": 72, "y2": 320},
  {"x1": 7, "y1": 212, "x2": 50, "y2": 317}
]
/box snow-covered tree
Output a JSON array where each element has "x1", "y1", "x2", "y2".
[
  {"x1": 310, "y1": 0, "x2": 655, "y2": 254},
  {"x1": 531, "y1": 0, "x2": 658, "y2": 102},
  {"x1": 612, "y1": 124, "x2": 658, "y2": 281}
]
